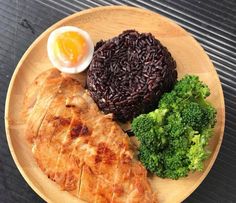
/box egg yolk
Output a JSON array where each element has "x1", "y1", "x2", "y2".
[{"x1": 53, "y1": 31, "x2": 88, "y2": 67}]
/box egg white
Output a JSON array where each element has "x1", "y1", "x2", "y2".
[{"x1": 47, "y1": 26, "x2": 94, "y2": 74}]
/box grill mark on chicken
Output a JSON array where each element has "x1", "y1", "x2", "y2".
[
  {"x1": 95, "y1": 142, "x2": 117, "y2": 164},
  {"x1": 24, "y1": 69, "x2": 157, "y2": 203},
  {"x1": 65, "y1": 104, "x2": 76, "y2": 108},
  {"x1": 70, "y1": 123, "x2": 90, "y2": 139},
  {"x1": 53, "y1": 116, "x2": 71, "y2": 126}
]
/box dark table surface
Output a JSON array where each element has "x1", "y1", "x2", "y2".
[{"x1": 0, "y1": 0, "x2": 236, "y2": 202}]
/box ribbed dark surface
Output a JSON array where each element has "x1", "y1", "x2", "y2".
[{"x1": 0, "y1": 0, "x2": 235, "y2": 202}]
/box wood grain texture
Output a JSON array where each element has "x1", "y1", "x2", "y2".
[{"x1": 4, "y1": 6, "x2": 225, "y2": 203}]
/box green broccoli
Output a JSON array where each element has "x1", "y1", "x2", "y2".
[
  {"x1": 173, "y1": 75, "x2": 210, "y2": 99},
  {"x1": 131, "y1": 109, "x2": 168, "y2": 152},
  {"x1": 187, "y1": 134, "x2": 210, "y2": 171},
  {"x1": 131, "y1": 114, "x2": 155, "y2": 135},
  {"x1": 162, "y1": 147, "x2": 190, "y2": 179},
  {"x1": 181, "y1": 102, "x2": 217, "y2": 132},
  {"x1": 131, "y1": 75, "x2": 217, "y2": 179},
  {"x1": 139, "y1": 145, "x2": 163, "y2": 174}
]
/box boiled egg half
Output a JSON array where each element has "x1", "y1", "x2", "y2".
[{"x1": 47, "y1": 26, "x2": 94, "y2": 74}]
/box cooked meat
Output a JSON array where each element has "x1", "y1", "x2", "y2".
[
  {"x1": 24, "y1": 69, "x2": 157, "y2": 203},
  {"x1": 24, "y1": 69, "x2": 63, "y2": 142}
]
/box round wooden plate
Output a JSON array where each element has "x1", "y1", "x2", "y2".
[{"x1": 5, "y1": 6, "x2": 225, "y2": 203}]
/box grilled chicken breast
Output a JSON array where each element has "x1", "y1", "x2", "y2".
[{"x1": 23, "y1": 69, "x2": 157, "y2": 203}]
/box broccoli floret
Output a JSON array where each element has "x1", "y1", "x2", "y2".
[
  {"x1": 202, "y1": 103, "x2": 217, "y2": 128},
  {"x1": 158, "y1": 91, "x2": 179, "y2": 109},
  {"x1": 187, "y1": 134, "x2": 210, "y2": 171},
  {"x1": 181, "y1": 102, "x2": 205, "y2": 131},
  {"x1": 181, "y1": 102, "x2": 216, "y2": 132},
  {"x1": 132, "y1": 111, "x2": 168, "y2": 151},
  {"x1": 139, "y1": 145, "x2": 163, "y2": 174},
  {"x1": 131, "y1": 75, "x2": 217, "y2": 180},
  {"x1": 131, "y1": 114, "x2": 154, "y2": 135},
  {"x1": 159, "y1": 75, "x2": 210, "y2": 110},
  {"x1": 162, "y1": 148, "x2": 190, "y2": 179},
  {"x1": 131, "y1": 115, "x2": 157, "y2": 151},
  {"x1": 149, "y1": 109, "x2": 168, "y2": 124},
  {"x1": 166, "y1": 112, "x2": 185, "y2": 138},
  {"x1": 174, "y1": 75, "x2": 210, "y2": 99}
]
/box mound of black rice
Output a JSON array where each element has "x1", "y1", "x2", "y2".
[{"x1": 87, "y1": 30, "x2": 177, "y2": 122}]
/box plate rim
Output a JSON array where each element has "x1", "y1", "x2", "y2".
[{"x1": 4, "y1": 5, "x2": 225, "y2": 203}]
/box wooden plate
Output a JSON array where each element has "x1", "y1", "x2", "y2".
[{"x1": 5, "y1": 6, "x2": 225, "y2": 203}]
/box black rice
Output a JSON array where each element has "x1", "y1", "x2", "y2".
[{"x1": 87, "y1": 30, "x2": 177, "y2": 122}]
